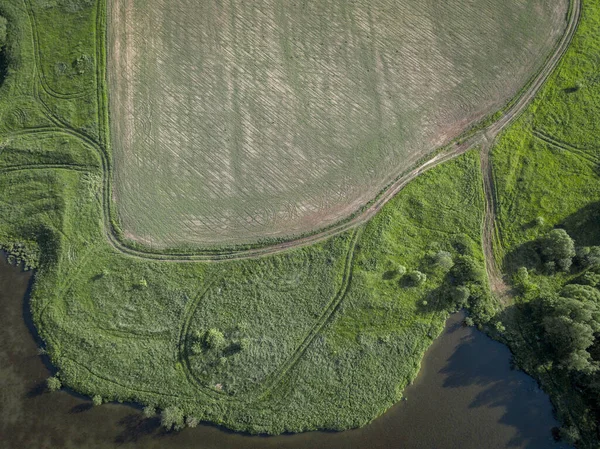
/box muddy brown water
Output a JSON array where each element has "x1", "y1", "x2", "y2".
[{"x1": 0, "y1": 256, "x2": 570, "y2": 449}]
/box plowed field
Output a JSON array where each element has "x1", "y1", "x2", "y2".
[{"x1": 107, "y1": 0, "x2": 568, "y2": 247}]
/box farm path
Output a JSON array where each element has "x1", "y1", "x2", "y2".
[{"x1": 479, "y1": 0, "x2": 581, "y2": 302}]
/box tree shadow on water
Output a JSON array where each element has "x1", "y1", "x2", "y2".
[
  {"x1": 115, "y1": 414, "x2": 161, "y2": 444},
  {"x1": 439, "y1": 330, "x2": 567, "y2": 449},
  {"x1": 70, "y1": 403, "x2": 93, "y2": 414}
]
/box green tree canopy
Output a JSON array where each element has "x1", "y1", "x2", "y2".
[
  {"x1": 542, "y1": 294, "x2": 600, "y2": 373},
  {"x1": 450, "y1": 255, "x2": 484, "y2": 285},
  {"x1": 161, "y1": 406, "x2": 184, "y2": 431},
  {"x1": 540, "y1": 229, "x2": 576, "y2": 263}
]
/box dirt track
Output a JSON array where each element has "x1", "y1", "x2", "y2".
[{"x1": 479, "y1": 0, "x2": 581, "y2": 299}]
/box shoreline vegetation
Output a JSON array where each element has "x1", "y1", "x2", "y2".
[{"x1": 0, "y1": 0, "x2": 599, "y2": 447}]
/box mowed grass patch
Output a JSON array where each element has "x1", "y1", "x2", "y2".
[{"x1": 108, "y1": 0, "x2": 567, "y2": 248}]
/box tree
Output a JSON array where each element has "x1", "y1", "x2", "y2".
[
  {"x1": 161, "y1": 406, "x2": 184, "y2": 431},
  {"x1": 92, "y1": 395, "x2": 103, "y2": 406},
  {"x1": 407, "y1": 270, "x2": 426, "y2": 286},
  {"x1": 450, "y1": 255, "x2": 484, "y2": 285},
  {"x1": 542, "y1": 295, "x2": 600, "y2": 373},
  {"x1": 576, "y1": 246, "x2": 600, "y2": 267},
  {"x1": 47, "y1": 376, "x2": 61, "y2": 392},
  {"x1": 450, "y1": 286, "x2": 470, "y2": 307},
  {"x1": 204, "y1": 328, "x2": 226, "y2": 351},
  {"x1": 540, "y1": 229, "x2": 575, "y2": 266},
  {"x1": 433, "y1": 251, "x2": 454, "y2": 271}
]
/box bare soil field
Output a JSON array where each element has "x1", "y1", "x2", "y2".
[{"x1": 107, "y1": 0, "x2": 568, "y2": 248}]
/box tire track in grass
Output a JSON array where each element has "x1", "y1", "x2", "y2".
[
  {"x1": 532, "y1": 129, "x2": 600, "y2": 165},
  {"x1": 479, "y1": 0, "x2": 581, "y2": 303},
  {"x1": 0, "y1": 163, "x2": 96, "y2": 175},
  {"x1": 177, "y1": 227, "x2": 362, "y2": 403},
  {"x1": 22, "y1": 0, "x2": 95, "y2": 100}
]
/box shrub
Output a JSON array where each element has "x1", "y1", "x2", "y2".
[
  {"x1": 434, "y1": 251, "x2": 454, "y2": 271},
  {"x1": 407, "y1": 270, "x2": 426, "y2": 286},
  {"x1": 47, "y1": 376, "x2": 61, "y2": 392},
  {"x1": 136, "y1": 278, "x2": 148, "y2": 288},
  {"x1": 161, "y1": 406, "x2": 185, "y2": 431},
  {"x1": 238, "y1": 337, "x2": 250, "y2": 351},
  {"x1": 142, "y1": 405, "x2": 156, "y2": 418},
  {"x1": 0, "y1": 16, "x2": 6, "y2": 48},
  {"x1": 204, "y1": 328, "x2": 226, "y2": 350},
  {"x1": 186, "y1": 416, "x2": 199, "y2": 428}
]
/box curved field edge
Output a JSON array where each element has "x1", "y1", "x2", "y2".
[
  {"x1": 103, "y1": 0, "x2": 573, "y2": 255},
  {"x1": 0, "y1": 0, "x2": 575, "y2": 260},
  {"x1": 108, "y1": 0, "x2": 568, "y2": 248}
]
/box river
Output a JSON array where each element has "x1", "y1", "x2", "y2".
[{"x1": 0, "y1": 256, "x2": 570, "y2": 449}]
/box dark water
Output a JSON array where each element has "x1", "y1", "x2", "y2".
[{"x1": 0, "y1": 256, "x2": 570, "y2": 449}]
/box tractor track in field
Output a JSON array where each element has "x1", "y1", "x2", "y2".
[
  {"x1": 6, "y1": 0, "x2": 580, "y2": 264},
  {"x1": 0, "y1": 163, "x2": 96, "y2": 175},
  {"x1": 177, "y1": 227, "x2": 362, "y2": 403},
  {"x1": 479, "y1": 0, "x2": 581, "y2": 301}
]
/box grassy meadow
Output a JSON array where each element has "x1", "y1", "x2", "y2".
[{"x1": 3, "y1": 0, "x2": 492, "y2": 434}]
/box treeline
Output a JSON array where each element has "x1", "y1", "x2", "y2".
[{"x1": 512, "y1": 228, "x2": 600, "y2": 444}]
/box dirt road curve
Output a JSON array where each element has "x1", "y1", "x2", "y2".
[
  {"x1": 106, "y1": 0, "x2": 580, "y2": 262},
  {"x1": 480, "y1": 0, "x2": 580, "y2": 299}
]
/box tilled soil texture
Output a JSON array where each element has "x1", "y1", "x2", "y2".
[{"x1": 107, "y1": 0, "x2": 568, "y2": 248}]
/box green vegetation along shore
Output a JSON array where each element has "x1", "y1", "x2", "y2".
[{"x1": 1, "y1": 0, "x2": 600, "y2": 447}]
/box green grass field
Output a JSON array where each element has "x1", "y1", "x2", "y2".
[
  {"x1": 108, "y1": 0, "x2": 567, "y2": 248},
  {"x1": 2, "y1": 2, "x2": 492, "y2": 433}
]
